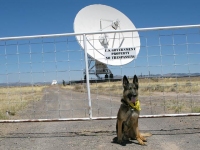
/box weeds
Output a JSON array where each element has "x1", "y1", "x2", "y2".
[
  {"x1": 62, "y1": 77, "x2": 200, "y2": 96},
  {"x1": 192, "y1": 106, "x2": 200, "y2": 113},
  {"x1": 0, "y1": 86, "x2": 46, "y2": 119}
]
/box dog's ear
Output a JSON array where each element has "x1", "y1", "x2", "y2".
[
  {"x1": 123, "y1": 75, "x2": 129, "y2": 87},
  {"x1": 133, "y1": 75, "x2": 139, "y2": 88}
]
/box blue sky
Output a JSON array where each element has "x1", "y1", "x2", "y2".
[
  {"x1": 0, "y1": 0, "x2": 200, "y2": 84},
  {"x1": 0, "y1": 0, "x2": 200, "y2": 37}
]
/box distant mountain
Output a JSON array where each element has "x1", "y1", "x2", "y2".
[
  {"x1": 140, "y1": 73, "x2": 200, "y2": 78},
  {"x1": 0, "y1": 73, "x2": 199, "y2": 87},
  {"x1": 0, "y1": 82, "x2": 52, "y2": 87}
]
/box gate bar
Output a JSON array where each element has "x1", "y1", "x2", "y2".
[
  {"x1": 0, "y1": 24, "x2": 200, "y2": 41},
  {"x1": 0, "y1": 113, "x2": 199, "y2": 123}
]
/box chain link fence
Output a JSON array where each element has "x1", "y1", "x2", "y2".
[{"x1": 0, "y1": 25, "x2": 200, "y2": 122}]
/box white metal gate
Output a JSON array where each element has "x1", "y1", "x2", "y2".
[{"x1": 0, "y1": 24, "x2": 200, "y2": 123}]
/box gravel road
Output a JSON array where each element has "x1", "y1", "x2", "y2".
[{"x1": 0, "y1": 86, "x2": 199, "y2": 150}]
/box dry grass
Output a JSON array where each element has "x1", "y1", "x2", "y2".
[
  {"x1": 163, "y1": 99, "x2": 187, "y2": 113},
  {"x1": 164, "y1": 100, "x2": 200, "y2": 113},
  {"x1": 62, "y1": 81, "x2": 123, "y2": 97},
  {"x1": 62, "y1": 77, "x2": 200, "y2": 113},
  {"x1": 191, "y1": 106, "x2": 200, "y2": 113},
  {"x1": 139, "y1": 77, "x2": 200, "y2": 95},
  {"x1": 0, "y1": 86, "x2": 46, "y2": 119},
  {"x1": 1, "y1": 77, "x2": 199, "y2": 119},
  {"x1": 63, "y1": 77, "x2": 200, "y2": 96}
]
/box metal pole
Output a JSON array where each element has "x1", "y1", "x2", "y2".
[
  {"x1": 83, "y1": 34, "x2": 92, "y2": 119},
  {"x1": 1, "y1": 24, "x2": 200, "y2": 41}
]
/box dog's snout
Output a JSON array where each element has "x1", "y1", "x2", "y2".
[
  {"x1": 133, "y1": 93, "x2": 137, "y2": 96},
  {"x1": 130, "y1": 89, "x2": 137, "y2": 96},
  {"x1": 128, "y1": 93, "x2": 136, "y2": 99}
]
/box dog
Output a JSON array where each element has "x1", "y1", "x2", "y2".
[{"x1": 116, "y1": 75, "x2": 151, "y2": 145}]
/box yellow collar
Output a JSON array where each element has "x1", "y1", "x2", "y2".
[{"x1": 128, "y1": 99, "x2": 141, "y2": 111}]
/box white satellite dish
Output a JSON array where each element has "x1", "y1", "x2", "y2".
[{"x1": 74, "y1": 4, "x2": 140, "y2": 66}]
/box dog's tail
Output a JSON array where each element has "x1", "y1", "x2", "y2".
[{"x1": 140, "y1": 132, "x2": 152, "y2": 137}]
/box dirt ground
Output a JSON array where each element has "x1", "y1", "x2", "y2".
[{"x1": 0, "y1": 86, "x2": 200, "y2": 150}]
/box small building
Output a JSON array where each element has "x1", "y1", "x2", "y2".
[{"x1": 51, "y1": 80, "x2": 57, "y2": 85}]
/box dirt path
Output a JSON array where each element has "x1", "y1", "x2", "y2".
[{"x1": 0, "y1": 86, "x2": 200, "y2": 150}]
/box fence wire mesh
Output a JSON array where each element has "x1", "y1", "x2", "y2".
[{"x1": 0, "y1": 25, "x2": 200, "y2": 122}]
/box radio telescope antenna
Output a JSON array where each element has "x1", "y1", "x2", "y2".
[{"x1": 74, "y1": 4, "x2": 140, "y2": 79}]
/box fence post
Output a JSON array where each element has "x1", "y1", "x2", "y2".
[{"x1": 83, "y1": 34, "x2": 92, "y2": 119}]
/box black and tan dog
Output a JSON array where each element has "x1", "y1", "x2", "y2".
[{"x1": 116, "y1": 75, "x2": 151, "y2": 145}]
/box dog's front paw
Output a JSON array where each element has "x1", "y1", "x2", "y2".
[
  {"x1": 117, "y1": 139, "x2": 123, "y2": 144},
  {"x1": 117, "y1": 135, "x2": 123, "y2": 144},
  {"x1": 123, "y1": 136, "x2": 129, "y2": 141},
  {"x1": 117, "y1": 138, "x2": 126, "y2": 146}
]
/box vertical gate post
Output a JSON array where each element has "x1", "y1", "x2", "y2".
[{"x1": 83, "y1": 34, "x2": 92, "y2": 119}]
